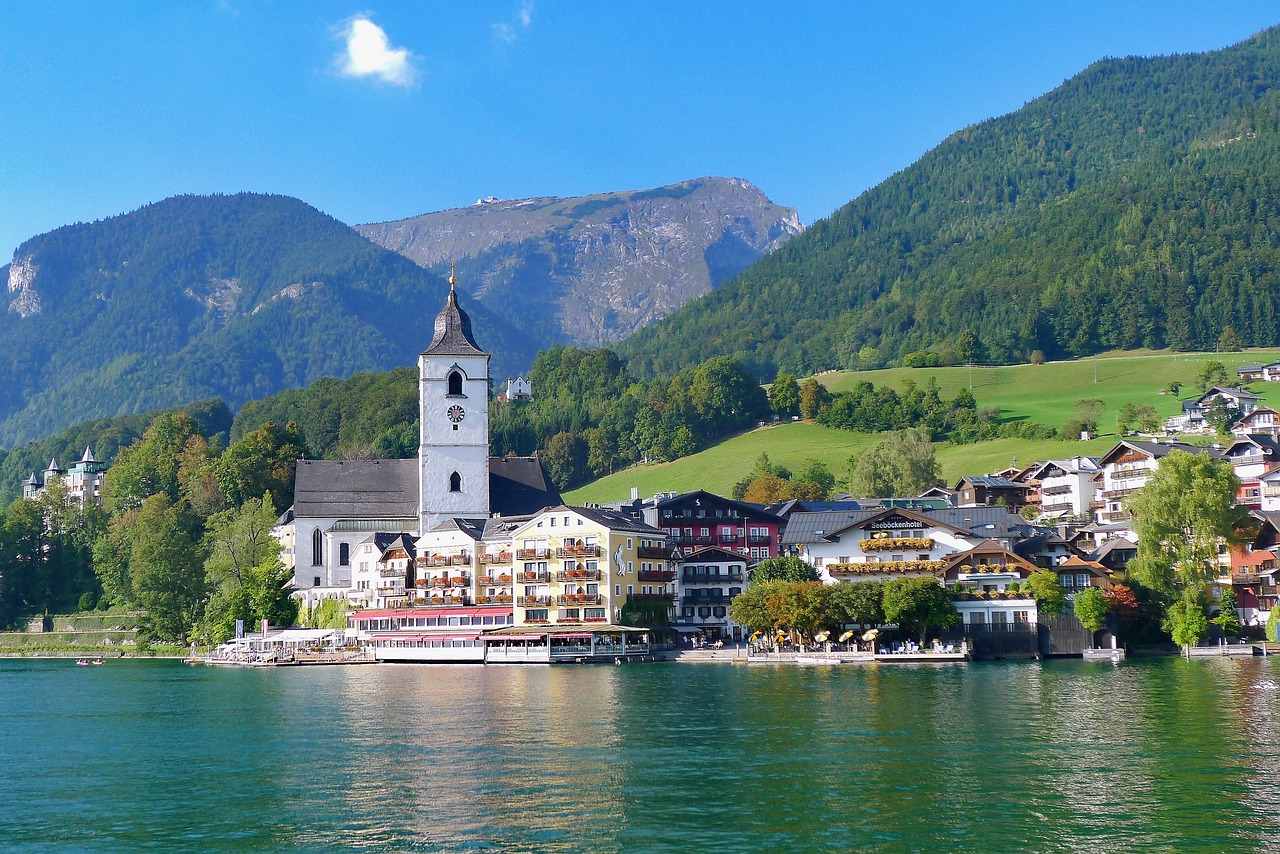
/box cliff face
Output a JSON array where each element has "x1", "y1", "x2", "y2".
[{"x1": 357, "y1": 177, "x2": 803, "y2": 348}]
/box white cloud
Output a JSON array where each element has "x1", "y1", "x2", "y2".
[
  {"x1": 334, "y1": 15, "x2": 416, "y2": 87},
  {"x1": 492, "y1": 1, "x2": 533, "y2": 45}
]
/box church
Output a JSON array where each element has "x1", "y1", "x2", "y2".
[{"x1": 282, "y1": 272, "x2": 562, "y2": 605}]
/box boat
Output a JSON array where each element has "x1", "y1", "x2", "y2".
[{"x1": 75, "y1": 659, "x2": 91, "y2": 666}]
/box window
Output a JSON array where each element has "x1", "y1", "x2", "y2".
[
  {"x1": 311, "y1": 529, "x2": 322, "y2": 566},
  {"x1": 1076, "y1": 573, "x2": 1091, "y2": 589},
  {"x1": 713, "y1": 606, "x2": 726, "y2": 618},
  {"x1": 615, "y1": 584, "x2": 621, "y2": 596},
  {"x1": 584, "y1": 608, "x2": 605, "y2": 620},
  {"x1": 627, "y1": 585, "x2": 634, "y2": 595},
  {"x1": 449, "y1": 471, "x2": 462, "y2": 492},
  {"x1": 313, "y1": 576, "x2": 321, "y2": 587},
  {"x1": 447, "y1": 370, "x2": 464, "y2": 396},
  {"x1": 627, "y1": 538, "x2": 633, "y2": 549},
  {"x1": 339, "y1": 543, "x2": 350, "y2": 566}
]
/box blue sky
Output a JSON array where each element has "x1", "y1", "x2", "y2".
[{"x1": 2, "y1": 2, "x2": 1278, "y2": 262}]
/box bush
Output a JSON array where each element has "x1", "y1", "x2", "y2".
[
  {"x1": 96, "y1": 597, "x2": 111, "y2": 611},
  {"x1": 77, "y1": 592, "x2": 98, "y2": 612}
]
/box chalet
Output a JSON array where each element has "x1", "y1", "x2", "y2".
[
  {"x1": 782, "y1": 506, "x2": 1047, "y2": 582},
  {"x1": 1232, "y1": 407, "x2": 1280, "y2": 439},
  {"x1": 1053, "y1": 555, "x2": 1112, "y2": 592},
  {"x1": 938, "y1": 541, "x2": 1039, "y2": 628},
  {"x1": 1024, "y1": 457, "x2": 1099, "y2": 520},
  {"x1": 674, "y1": 546, "x2": 750, "y2": 642},
  {"x1": 1222, "y1": 434, "x2": 1280, "y2": 509},
  {"x1": 1092, "y1": 439, "x2": 1221, "y2": 523},
  {"x1": 608, "y1": 490, "x2": 785, "y2": 561},
  {"x1": 1230, "y1": 511, "x2": 1280, "y2": 626},
  {"x1": 1166, "y1": 387, "x2": 1261, "y2": 434},
  {"x1": 1237, "y1": 361, "x2": 1280, "y2": 383},
  {"x1": 953, "y1": 475, "x2": 1032, "y2": 510}
]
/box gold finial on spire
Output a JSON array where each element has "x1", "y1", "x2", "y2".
[{"x1": 449, "y1": 262, "x2": 456, "y2": 292}]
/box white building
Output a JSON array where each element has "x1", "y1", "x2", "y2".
[
  {"x1": 1026, "y1": 456, "x2": 1099, "y2": 520},
  {"x1": 1092, "y1": 439, "x2": 1221, "y2": 523},
  {"x1": 22, "y1": 447, "x2": 109, "y2": 507}
]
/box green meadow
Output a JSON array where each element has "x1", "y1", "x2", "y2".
[{"x1": 564, "y1": 349, "x2": 1280, "y2": 505}]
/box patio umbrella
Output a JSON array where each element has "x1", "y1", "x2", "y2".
[
  {"x1": 838, "y1": 630, "x2": 854, "y2": 643},
  {"x1": 814, "y1": 631, "x2": 830, "y2": 642},
  {"x1": 862, "y1": 629, "x2": 880, "y2": 642}
]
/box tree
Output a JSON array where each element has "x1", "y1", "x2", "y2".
[
  {"x1": 1212, "y1": 586, "x2": 1241, "y2": 637},
  {"x1": 216, "y1": 421, "x2": 306, "y2": 509},
  {"x1": 101, "y1": 413, "x2": 205, "y2": 514},
  {"x1": 1127, "y1": 451, "x2": 1251, "y2": 595},
  {"x1": 305, "y1": 598, "x2": 348, "y2": 629},
  {"x1": 1217, "y1": 325, "x2": 1243, "y2": 352},
  {"x1": 1073, "y1": 586, "x2": 1109, "y2": 643},
  {"x1": 1074, "y1": 398, "x2": 1104, "y2": 434},
  {"x1": 1027, "y1": 570, "x2": 1068, "y2": 614},
  {"x1": 798, "y1": 378, "x2": 830, "y2": 419},
  {"x1": 882, "y1": 577, "x2": 959, "y2": 643},
  {"x1": 829, "y1": 580, "x2": 885, "y2": 628},
  {"x1": 1165, "y1": 588, "x2": 1210, "y2": 650},
  {"x1": 1103, "y1": 583, "x2": 1140, "y2": 624},
  {"x1": 542, "y1": 432, "x2": 589, "y2": 489},
  {"x1": 1029, "y1": 350, "x2": 1046, "y2": 365},
  {"x1": 127, "y1": 494, "x2": 208, "y2": 644},
  {"x1": 768, "y1": 373, "x2": 800, "y2": 417},
  {"x1": 197, "y1": 496, "x2": 295, "y2": 644},
  {"x1": 1196, "y1": 360, "x2": 1228, "y2": 392},
  {"x1": 742, "y1": 475, "x2": 792, "y2": 504},
  {"x1": 1118, "y1": 403, "x2": 1138, "y2": 433},
  {"x1": 955, "y1": 329, "x2": 979, "y2": 365},
  {"x1": 728, "y1": 580, "x2": 833, "y2": 640},
  {"x1": 1135, "y1": 404, "x2": 1161, "y2": 433},
  {"x1": 851, "y1": 428, "x2": 940, "y2": 498},
  {"x1": 752, "y1": 556, "x2": 818, "y2": 584},
  {"x1": 793, "y1": 459, "x2": 836, "y2": 499}
]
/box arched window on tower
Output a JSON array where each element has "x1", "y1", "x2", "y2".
[
  {"x1": 312, "y1": 529, "x2": 323, "y2": 566},
  {"x1": 339, "y1": 542, "x2": 350, "y2": 566},
  {"x1": 449, "y1": 471, "x2": 462, "y2": 493},
  {"x1": 447, "y1": 370, "x2": 464, "y2": 397}
]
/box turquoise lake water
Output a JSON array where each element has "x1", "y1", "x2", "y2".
[{"x1": 2, "y1": 656, "x2": 1279, "y2": 852}]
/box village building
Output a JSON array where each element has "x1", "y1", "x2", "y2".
[
  {"x1": 673, "y1": 546, "x2": 750, "y2": 642},
  {"x1": 1092, "y1": 439, "x2": 1222, "y2": 523},
  {"x1": 1232, "y1": 407, "x2": 1280, "y2": 439},
  {"x1": 21, "y1": 447, "x2": 109, "y2": 507},
  {"x1": 606, "y1": 489, "x2": 785, "y2": 561},
  {"x1": 938, "y1": 540, "x2": 1040, "y2": 628},
  {"x1": 953, "y1": 475, "x2": 1031, "y2": 510},
  {"x1": 1023, "y1": 457, "x2": 1099, "y2": 520},
  {"x1": 1237, "y1": 362, "x2": 1280, "y2": 383},
  {"x1": 1221, "y1": 434, "x2": 1280, "y2": 510},
  {"x1": 1165, "y1": 386, "x2": 1261, "y2": 434}
]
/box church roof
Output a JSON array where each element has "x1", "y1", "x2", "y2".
[
  {"x1": 291, "y1": 455, "x2": 561, "y2": 521},
  {"x1": 423, "y1": 277, "x2": 486, "y2": 358},
  {"x1": 491, "y1": 456, "x2": 562, "y2": 516},
  {"x1": 293, "y1": 459, "x2": 420, "y2": 520}
]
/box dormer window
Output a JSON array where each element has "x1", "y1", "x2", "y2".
[{"x1": 447, "y1": 370, "x2": 464, "y2": 397}]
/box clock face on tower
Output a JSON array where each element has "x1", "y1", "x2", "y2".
[{"x1": 447, "y1": 405, "x2": 466, "y2": 423}]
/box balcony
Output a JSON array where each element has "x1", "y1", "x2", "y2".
[
  {"x1": 828, "y1": 560, "x2": 946, "y2": 575},
  {"x1": 682, "y1": 572, "x2": 743, "y2": 583},
  {"x1": 555, "y1": 569, "x2": 603, "y2": 582},
  {"x1": 860, "y1": 537, "x2": 933, "y2": 552},
  {"x1": 717, "y1": 534, "x2": 741, "y2": 545},
  {"x1": 477, "y1": 575, "x2": 514, "y2": 586},
  {"x1": 557, "y1": 593, "x2": 603, "y2": 606},
  {"x1": 422, "y1": 554, "x2": 470, "y2": 567},
  {"x1": 682, "y1": 594, "x2": 728, "y2": 606},
  {"x1": 670, "y1": 535, "x2": 714, "y2": 546},
  {"x1": 517, "y1": 548, "x2": 550, "y2": 560},
  {"x1": 638, "y1": 568, "x2": 675, "y2": 582},
  {"x1": 475, "y1": 594, "x2": 514, "y2": 604},
  {"x1": 556, "y1": 544, "x2": 601, "y2": 558},
  {"x1": 517, "y1": 595, "x2": 552, "y2": 607},
  {"x1": 630, "y1": 592, "x2": 674, "y2": 602},
  {"x1": 379, "y1": 567, "x2": 404, "y2": 577},
  {"x1": 747, "y1": 534, "x2": 773, "y2": 545},
  {"x1": 478, "y1": 552, "x2": 513, "y2": 564},
  {"x1": 637, "y1": 545, "x2": 671, "y2": 559},
  {"x1": 518, "y1": 570, "x2": 550, "y2": 584},
  {"x1": 1100, "y1": 487, "x2": 1137, "y2": 501},
  {"x1": 417, "y1": 595, "x2": 472, "y2": 607}
]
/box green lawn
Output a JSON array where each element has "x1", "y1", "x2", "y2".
[
  {"x1": 819, "y1": 348, "x2": 1280, "y2": 427},
  {"x1": 565, "y1": 349, "x2": 1275, "y2": 505}
]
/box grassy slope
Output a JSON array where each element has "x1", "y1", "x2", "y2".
[{"x1": 565, "y1": 349, "x2": 1280, "y2": 505}]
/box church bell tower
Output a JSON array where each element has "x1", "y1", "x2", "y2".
[{"x1": 419, "y1": 267, "x2": 490, "y2": 532}]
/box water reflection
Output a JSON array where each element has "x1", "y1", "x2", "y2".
[{"x1": 10, "y1": 658, "x2": 1280, "y2": 851}]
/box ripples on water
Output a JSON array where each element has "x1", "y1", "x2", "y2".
[{"x1": 3, "y1": 657, "x2": 1280, "y2": 852}]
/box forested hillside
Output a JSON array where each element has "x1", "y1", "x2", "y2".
[
  {"x1": 618, "y1": 26, "x2": 1280, "y2": 379},
  {"x1": 0, "y1": 194, "x2": 536, "y2": 447}
]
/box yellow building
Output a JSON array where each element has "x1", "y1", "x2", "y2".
[{"x1": 503, "y1": 505, "x2": 673, "y2": 627}]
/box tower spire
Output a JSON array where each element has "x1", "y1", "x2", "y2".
[{"x1": 449, "y1": 262, "x2": 456, "y2": 294}]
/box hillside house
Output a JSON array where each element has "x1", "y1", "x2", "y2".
[
  {"x1": 953, "y1": 475, "x2": 1031, "y2": 510},
  {"x1": 21, "y1": 447, "x2": 108, "y2": 507},
  {"x1": 1024, "y1": 457, "x2": 1099, "y2": 520},
  {"x1": 1166, "y1": 387, "x2": 1261, "y2": 434},
  {"x1": 1232, "y1": 407, "x2": 1280, "y2": 439},
  {"x1": 1092, "y1": 439, "x2": 1222, "y2": 523}
]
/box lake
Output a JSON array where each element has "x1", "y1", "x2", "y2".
[{"x1": 2, "y1": 656, "x2": 1279, "y2": 852}]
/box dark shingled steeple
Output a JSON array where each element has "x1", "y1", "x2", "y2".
[{"x1": 423, "y1": 265, "x2": 486, "y2": 357}]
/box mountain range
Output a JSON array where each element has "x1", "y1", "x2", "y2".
[
  {"x1": 356, "y1": 177, "x2": 802, "y2": 348},
  {"x1": 0, "y1": 194, "x2": 536, "y2": 447},
  {"x1": 618, "y1": 26, "x2": 1280, "y2": 380}
]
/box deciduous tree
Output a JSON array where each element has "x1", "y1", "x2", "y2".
[{"x1": 882, "y1": 576, "x2": 959, "y2": 643}]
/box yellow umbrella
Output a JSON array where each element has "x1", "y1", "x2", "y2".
[
  {"x1": 749, "y1": 631, "x2": 762, "y2": 641},
  {"x1": 838, "y1": 630, "x2": 854, "y2": 643},
  {"x1": 862, "y1": 629, "x2": 879, "y2": 641},
  {"x1": 814, "y1": 631, "x2": 830, "y2": 642}
]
